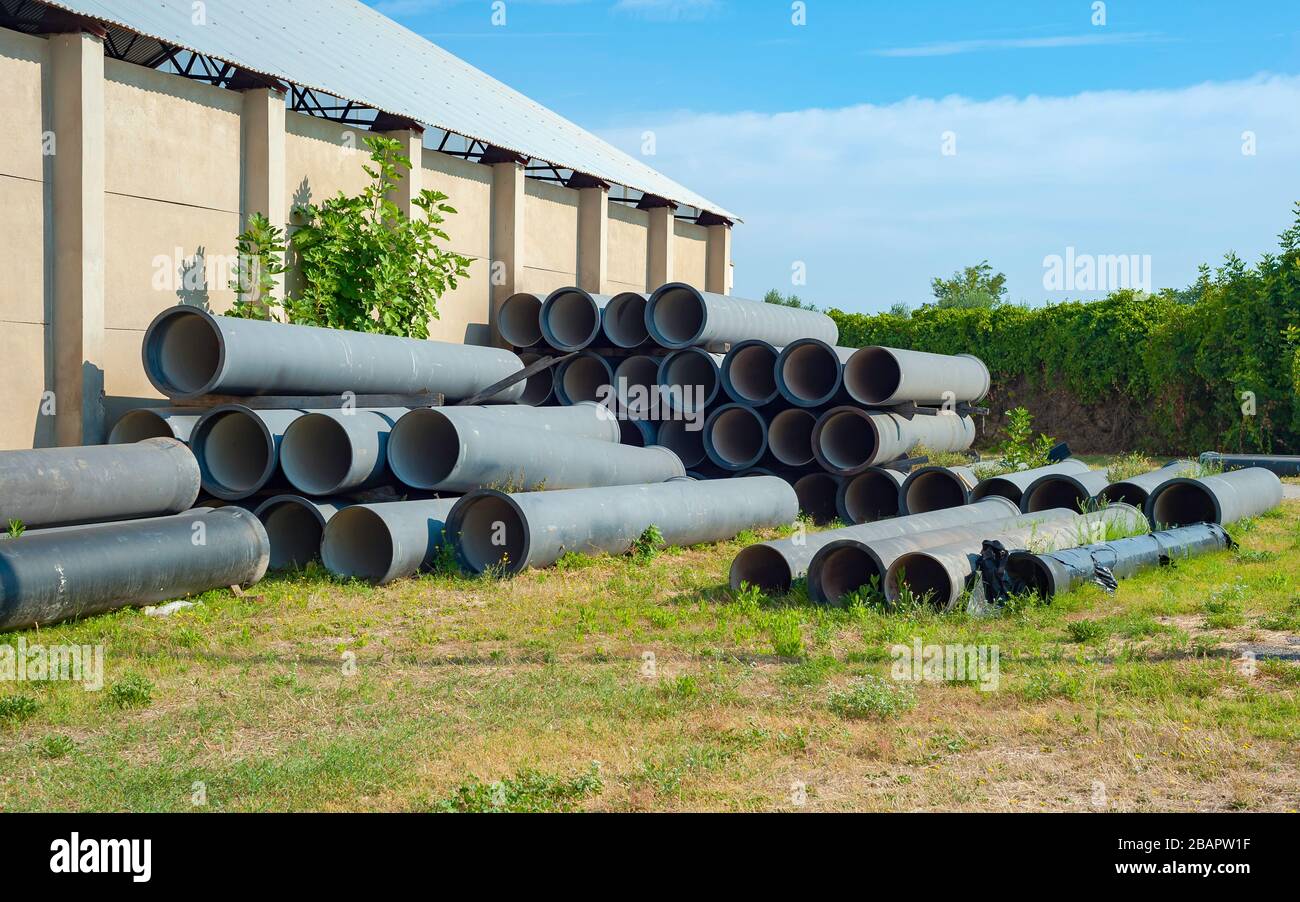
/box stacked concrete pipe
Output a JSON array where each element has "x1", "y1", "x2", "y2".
[
  {"x1": 645, "y1": 283, "x2": 838, "y2": 349},
  {"x1": 1019, "y1": 468, "x2": 1112, "y2": 513},
  {"x1": 540, "y1": 287, "x2": 613, "y2": 352},
  {"x1": 1099, "y1": 460, "x2": 1197, "y2": 508},
  {"x1": 836, "y1": 467, "x2": 908, "y2": 524},
  {"x1": 447, "y1": 476, "x2": 799, "y2": 575},
  {"x1": 843, "y1": 346, "x2": 990, "y2": 407},
  {"x1": 108, "y1": 407, "x2": 205, "y2": 444},
  {"x1": 767, "y1": 408, "x2": 818, "y2": 468},
  {"x1": 554, "y1": 352, "x2": 614, "y2": 406},
  {"x1": 898, "y1": 465, "x2": 980, "y2": 515},
  {"x1": 720, "y1": 340, "x2": 782, "y2": 407},
  {"x1": 794, "y1": 472, "x2": 844, "y2": 524},
  {"x1": 968, "y1": 459, "x2": 1091, "y2": 508},
  {"x1": 813, "y1": 409, "x2": 976, "y2": 475},
  {"x1": 254, "y1": 495, "x2": 350, "y2": 570},
  {"x1": 703, "y1": 404, "x2": 768, "y2": 471},
  {"x1": 602, "y1": 292, "x2": 652, "y2": 349},
  {"x1": 321, "y1": 498, "x2": 459, "y2": 584},
  {"x1": 658, "y1": 348, "x2": 725, "y2": 415},
  {"x1": 774, "y1": 339, "x2": 856, "y2": 408},
  {"x1": 497, "y1": 292, "x2": 545, "y2": 349},
  {"x1": 189, "y1": 406, "x2": 305, "y2": 500},
  {"x1": 279, "y1": 408, "x2": 409, "y2": 496},
  {"x1": 1145, "y1": 467, "x2": 1284, "y2": 527}
]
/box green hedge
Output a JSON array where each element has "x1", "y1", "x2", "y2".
[{"x1": 825, "y1": 206, "x2": 1300, "y2": 454}]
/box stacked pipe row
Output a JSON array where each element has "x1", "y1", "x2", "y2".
[{"x1": 499, "y1": 283, "x2": 985, "y2": 522}]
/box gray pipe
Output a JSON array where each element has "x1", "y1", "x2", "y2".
[
  {"x1": 808, "y1": 507, "x2": 1080, "y2": 606},
  {"x1": 254, "y1": 494, "x2": 349, "y2": 570},
  {"x1": 1005, "y1": 523, "x2": 1233, "y2": 600},
  {"x1": 143, "y1": 305, "x2": 524, "y2": 403},
  {"x1": 774, "y1": 339, "x2": 856, "y2": 408},
  {"x1": 320, "y1": 498, "x2": 458, "y2": 584},
  {"x1": 1020, "y1": 468, "x2": 1112, "y2": 513},
  {"x1": 885, "y1": 503, "x2": 1148, "y2": 609},
  {"x1": 794, "y1": 472, "x2": 845, "y2": 524},
  {"x1": 554, "y1": 352, "x2": 613, "y2": 406},
  {"x1": 898, "y1": 465, "x2": 979, "y2": 515},
  {"x1": 515, "y1": 351, "x2": 556, "y2": 406},
  {"x1": 1199, "y1": 452, "x2": 1300, "y2": 478},
  {"x1": 721, "y1": 339, "x2": 782, "y2": 406},
  {"x1": 1099, "y1": 460, "x2": 1197, "y2": 507},
  {"x1": 447, "y1": 476, "x2": 799, "y2": 575},
  {"x1": 729, "y1": 496, "x2": 1021, "y2": 594},
  {"x1": 613, "y1": 355, "x2": 662, "y2": 418},
  {"x1": 813, "y1": 408, "x2": 976, "y2": 475},
  {"x1": 767, "y1": 408, "x2": 817, "y2": 468},
  {"x1": 190, "y1": 406, "x2": 304, "y2": 500},
  {"x1": 702, "y1": 404, "x2": 768, "y2": 471},
  {"x1": 108, "y1": 407, "x2": 204, "y2": 444},
  {"x1": 836, "y1": 467, "x2": 907, "y2": 524},
  {"x1": 603, "y1": 292, "x2": 651, "y2": 349},
  {"x1": 279, "y1": 408, "x2": 409, "y2": 497},
  {"x1": 969, "y1": 459, "x2": 1091, "y2": 507},
  {"x1": 497, "y1": 292, "x2": 544, "y2": 348},
  {"x1": 540, "y1": 287, "x2": 612, "y2": 352},
  {"x1": 0, "y1": 508, "x2": 269, "y2": 631},
  {"x1": 843, "y1": 346, "x2": 991, "y2": 406},
  {"x1": 645, "y1": 283, "x2": 838, "y2": 350},
  {"x1": 1145, "y1": 467, "x2": 1284, "y2": 527},
  {"x1": 0, "y1": 438, "x2": 201, "y2": 529},
  {"x1": 656, "y1": 419, "x2": 708, "y2": 469},
  {"x1": 386, "y1": 406, "x2": 681, "y2": 492},
  {"x1": 657, "y1": 348, "x2": 725, "y2": 415},
  {"x1": 619, "y1": 417, "x2": 659, "y2": 447}
]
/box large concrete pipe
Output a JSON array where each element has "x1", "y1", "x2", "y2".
[
  {"x1": 836, "y1": 467, "x2": 907, "y2": 524},
  {"x1": 656, "y1": 419, "x2": 708, "y2": 469},
  {"x1": 0, "y1": 508, "x2": 269, "y2": 631},
  {"x1": 387, "y1": 407, "x2": 682, "y2": 492},
  {"x1": 447, "y1": 476, "x2": 799, "y2": 575},
  {"x1": 645, "y1": 283, "x2": 838, "y2": 350},
  {"x1": 279, "y1": 408, "x2": 409, "y2": 497},
  {"x1": 812, "y1": 408, "x2": 975, "y2": 475},
  {"x1": 767, "y1": 408, "x2": 817, "y2": 468},
  {"x1": 1005, "y1": 523, "x2": 1233, "y2": 600},
  {"x1": 657, "y1": 348, "x2": 725, "y2": 415},
  {"x1": 1145, "y1": 467, "x2": 1284, "y2": 527},
  {"x1": 703, "y1": 404, "x2": 768, "y2": 471},
  {"x1": 254, "y1": 495, "x2": 349, "y2": 570},
  {"x1": 108, "y1": 407, "x2": 204, "y2": 444},
  {"x1": 968, "y1": 459, "x2": 1091, "y2": 507},
  {"x1": 554, "y1": 352, "x2": 613, "y2": 406},
  {"x1": 898, "y1": 465, "x2": 979, "y2": 515},
  {"x1": 320, "y1": 498, "x2": 457, "y2": 584},
  {"x1": 884, "y1": 503, "x2": 1148, "y2": 609},
  {"x1": 619, "y1": 417, "x2": 659, "y2": 447},
  {"x1": 603, "y1": 292, "x2": 651, "y2": 349},
  {"x1": 774, "y1": 339, "x2": 855, "y2": 408},
  {"x1": 1199, "y1": 452, "x2": 1300, "y2": 478},
  {"x1": 728, "y1": 496, "x2": 1021, "y2": 594},
  {"x1": 515, "y1": 352, "x2": 556, "y2": 406},
  {"x1": 808, "y1": 507, "x2": 1079, "y2": 606},
  {"x1": 143, "y1": 306, "x2": 525, "y2": 403},
  {"x1": 613, "y1": 355, "x2": 662, "y2": 418},
  {"x1": 843, "y1": 346, "x2": 991, "y2": 407},
  {"x1": 540, "y1": 287, "x2": 612, "y2": 352},
  {"x1": 497, "y1": 292, "x2": 544, "y2": 348},
  {"x1": 721, "y1": 340, "x2": 782, "y2": 406},
  {"x1": 794, "y1": 472, "x2": 844, "y2": 524},
  {"x1": 1099, "y1": 460, "x2": 1196, "y2": 508},
  {"x1": 190, "y1": 406, "x2": 304, "y2": 500},
  {"x1": 1020, "y1": 468, "x2": 1112, "y2": 513},
  {"x1": 0, "y1": 438, "x2": 201, "y2": 529}
]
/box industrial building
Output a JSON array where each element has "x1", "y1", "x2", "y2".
[{"x1": 0, "y1": 0, "x2": 737, "y2": 450}]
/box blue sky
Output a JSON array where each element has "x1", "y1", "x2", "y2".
[{"x1": 365, "y1": 0, "x2": 1300, "y2": 312}]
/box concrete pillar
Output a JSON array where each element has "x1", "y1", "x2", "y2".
[
  {"x1": 489, "y1": 160, "x2": 526, "y2": 347},
  {"x1": 240, "y1": 87, "x2": 286, "y2": 302},
  {"x1": 50, "y1": 32, "x2": 106, "y2": 447},
  {"x1": 706, "y1": 223, "x2": 732, "y2": 295},
  {"x1": 383, "y1": 128, "x2": 424, "y2": 220},
  {"x1": 647, "y1": 204, "x2": 675, "y2": 290},
  {"x1": 577, "y1": 185, "x2": 608, "y2": 294}
]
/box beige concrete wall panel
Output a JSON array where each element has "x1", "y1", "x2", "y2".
[
  {"x1": 0, "y1": 29, "x2": 48, "y2": 182},
  {"x1": 523, "y1": 179, "x2": 578, "y2": 276},
  {"x1": 0, "y1": 175, "x2": 47, "y2": 326},
  {"x1": 422, "y1": 149, "x2": 492, "y2": 259},
  {"x1": 607, "y1": 203, "x2": 649, "y2": 290},
  {"x1": 673, "y1": 220, "x2": 708, "y2": 288},
  {"x1": 0, "y1": 320, "x2": 52, "y2": 450}
]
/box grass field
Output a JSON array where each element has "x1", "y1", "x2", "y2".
[{"x1": 1, "y1": 484, "x2": 1297, "y2": 812}]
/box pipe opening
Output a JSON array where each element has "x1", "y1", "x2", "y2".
[
  {"x1": 795, "y1": 473, "x2": 840, "y2": 523},
  {"x1": 841, "y1": 471, "x2": 900, "y2": 523},
  {"x1": 281, "y1": 415, "x2": 352, "y2": 495},
  {"x1": 843, "y1": 347, "x2": 901, "y2": 406},
  {"x1": 1024, "y1": 478, "x2": 1089, "y2": 513},
  {"x1": 1098, "y1": 483, "x2": 1146, "y2": 507},
  {"x1": 387, "y1": 411, "x2": 459, "y2": 489},
  {"x1": 614, "y1": 355, "x2": 660, "y2": 416},
  {"x1": 970, "y1": 478, "x2": 1022, "y2": 505},
  {"x1": 543, "y1": 289, "x2": 599, "y2": 350},
  {"x1": 729, "y1": 544, "x2": 793, "y2": 594},
  {"x1": 768, "y1": 408, "x2": 816, "y2": 467},
  {"x1": 660, "y1": 350, "x2": 718, "y2": 413},
  {"x1": 108, "y1": 410, "x2": 173, "y2": 444},
  {"x1": 321, "y1": 508, "x2": 394, "y2": 582},
  {"x1": 657, "y1": 420, "x2": 706, "y2": 468},
  {"x1": 149, "y1": 309, "x2": 222, "y2": 396},
  {"x1": 904, "y1": 469, "x2": 967, "y2": 513},
  {"x1": 815, "y1": 545, "x2": 882, "y2": 606},
  {"x1": 456, "y1": 495, "x2": 527, "y2": 574},
  {"x1": 649, "y1": 285, "x2": 705, "y2": 346},
  {"x1": 707, "y1": 406, "x2": 765, "y2": 468},
  {"x1": 1005, "y1": 554, "x2": 1055, "y2": 599},
  {"x1": 886, "y1": 554, "x2": 949, "y2": 608},
  {"x1": 498, "y1": 293, "x2": 543, "y2": 348},
  {"x1": 556, "y1": 355, "x2": 611, "y2": 405},
  {"x1": 619, "y1": 418, "x2": 654, "y2": 447},
  {"x1": 725, "y1": 343, "x2": 778, "y2": 404},
  {"x1": 780, "y1": 342, "x2": 840, "y2": 404},
  {"x1": 1150, "y1": 482, "x2": 1217, "y2": 527},
  {"x1": 516, "y1": 353, "x2": 555, "y2": 407},
  {"x1": 604, "y1": 293, "x2": 649, "y2": 348},
  {"x1": 816, "y1": 410, "x2": 876, "y2": 472},
  {"x1": 198, "y1": 411, "x2": 272, "y2": 495},
  {"x1": 261, "y1": 501, "x2": 325, "y2": 570}
]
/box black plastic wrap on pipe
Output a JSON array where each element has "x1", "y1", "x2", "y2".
[
  {"x1": 1199, "y1": 452, "x2": 1300, "y2": 478},
  {"x1": 1002, "y1": 524, "x2": 1233, "y2": 600},
  {"x1": 0, "y1": 508, "x2": 270, "y2": 631}
]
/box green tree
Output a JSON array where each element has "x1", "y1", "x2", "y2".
[
  {"x1": 763, "y1": 289, "x2": 817, "y2": 311},
  {"x1": 930, "y1": 260, "x2": 1007, "y2": 309}
]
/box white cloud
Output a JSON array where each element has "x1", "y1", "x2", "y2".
[
  {"x1": 870, "y1": 32, "x2": 1167, "y2": 58},
  {"x1": 595, "y1": 76, "x2": 1300, "y2": 312},
  {"x1": 612, "y1": 0, "x2": 719, "y2": 22}
]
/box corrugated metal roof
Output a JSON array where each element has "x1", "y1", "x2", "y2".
[{"x1": 40, "y1": 0, "x2": 737, "y2": 220}]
